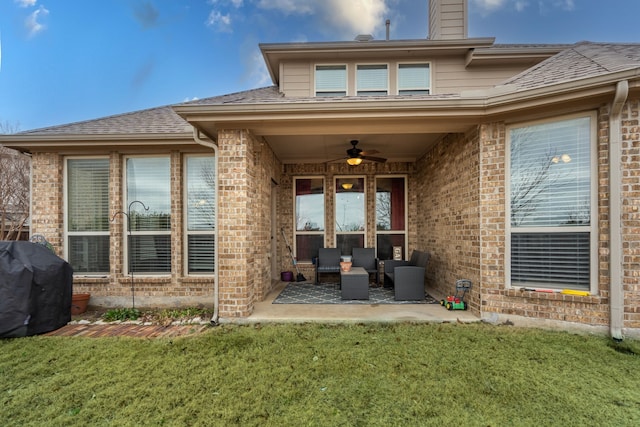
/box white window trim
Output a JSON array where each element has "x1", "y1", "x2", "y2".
[
  {"x1": 313, "y1": 64, "x2": 348, "y2": 97},
  {"x1": 63, "y1": 156, "x2": 110, "y2": 277},
  {"x1": 183, "y1": 154, "x2": 215, "y2": 276},
  {"x1": 375, "y1": 174, "x2": 408, "y2": 258},
  {"x1": 293, "y1": 176, "x2": 325, "y2": 262},
  {"x1": 505, "y1": 112, "x2": 598, "y2": 293},
  {"x1": 356, "y1": 63, "x2": 389, "y2": 96},
  {"x1": 123, "y1": 155, "x2": 172, "y2": 276},
  {"x1": 397, "y1": 62, "x2": 431, "y2": 95}
]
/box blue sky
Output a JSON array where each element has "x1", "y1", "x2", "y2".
[{"x1": 1, "y1": 0, "x2": 639, "y2": 131}]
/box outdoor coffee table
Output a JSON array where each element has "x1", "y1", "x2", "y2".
[{"x1": 340, "y1": 267, "x2": 369, "y2": 300}]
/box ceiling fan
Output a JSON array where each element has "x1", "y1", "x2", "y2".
[{"x1": 331, "y1": 140, "x2": 387, "y2": 165}]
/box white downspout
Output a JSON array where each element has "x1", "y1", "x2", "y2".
[
  {"x1": 609, "y1": 80, "x2": 628, "y2": 341},
  {"x1": 192, "y1": 127, "x2": 220, "y2": 325}
]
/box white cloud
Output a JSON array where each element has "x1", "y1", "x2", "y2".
[
  {"x1": 15, "y1": 0, "x2": 37, "y2": 7},
  {"x1": 206, "y1": 10, "x2": 232, "y2": 32},
  {"x1": 256, "y1": 0, "x2": 387, "y2": 38},
  {"x1": 320, "y1": 0, "x2": 388, "y2": 37},
  {"x1": 514, "y1": 1, "x2": 528, "y2": 12},
  {"x1": 25, "y1": 5, "x2": 48, "y2": 38},
  {"x1": 473, "y1": 0, "x2": 577, "y2": 14},
  {"x1": 206, "y1": 0, "x2": 387, "y2": 37},
  {"x1": 471, "y1": 0, "x2": 507, "y2": 13},
  {"x1": 256, "y1": 0, "x2": 314, "y2": 15},
  {"x1": 553, "y1": 0, "x2": 575, "y2": 11}
]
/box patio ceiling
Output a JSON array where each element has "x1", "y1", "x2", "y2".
[
  {"x1": 261, "y1": 133, "x2": 445, "y2": 164},
  {"x1": 181, "y1": 100, "x2": 481, "y2": 164}
]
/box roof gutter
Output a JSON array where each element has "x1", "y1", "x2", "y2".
[
  {"x1": 191, "y1": 127, "x2": 220, "y2": 326},
  {"x1": 609, "y1": 80, "x2": 629, "y2": 341}
]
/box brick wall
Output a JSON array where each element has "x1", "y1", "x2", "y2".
[
  {"x1": 30, "y1": 153, "x2": 64, "y2": 253},
  {"x1": 415, "y1": 129, "x2": 482, "y2": 311},
  {"x1": 476, "y1": 100, "x2": 640, "y2": 331},
  {"x1": 621, "y1": 98, "x2": 640, "y2": 329},
  {"x1": 216, "y1": 130, "x2": 282, "y2": 317}
]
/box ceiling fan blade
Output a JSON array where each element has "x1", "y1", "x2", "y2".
[
  {"x1": 362, "y1": 155, "x2": 387, "y2": 163},
  {"x1": 359, "y1": 149, "x2": 380, "y2": 156},
  {"x1": 325, "y1": 156, "x2": 348, "y2": 163}
]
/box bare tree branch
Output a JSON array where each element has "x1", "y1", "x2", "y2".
[{"x1": 0, "y1": 120, "x2": 30, "y2": 241}]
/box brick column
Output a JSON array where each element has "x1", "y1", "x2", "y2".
[
  {"x1": 217, "y1": 130, "x2": 254, "y2": 317},
  {"x1": 478, "y1": 122, "x2": 506, "y2": 313}
]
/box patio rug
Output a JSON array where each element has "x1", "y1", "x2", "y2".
[{"x1": 273, "y1": 282, "x2": 439, "y2": 305}]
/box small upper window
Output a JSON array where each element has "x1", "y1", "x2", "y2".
[
  {"x1": 398, "y1": 63, "x2": 430, "y2": 95},
  {"x1": 315, "y1": 65, "x2": 346, "y2": 97},
  {"x1": 357, "y1": 64, "x2": 388, "y2": 96}
]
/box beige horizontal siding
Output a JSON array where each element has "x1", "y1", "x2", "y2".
[
  {"x1": 281, "y1": 62, "x2": 311, "y2": 97},
  {"x1": 280, "y1": 56, "x2": 530, "y2": 97}
]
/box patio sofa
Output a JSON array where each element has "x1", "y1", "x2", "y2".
[{"x1": 383, "y1": 250, "x2": 430, "y2": 300}]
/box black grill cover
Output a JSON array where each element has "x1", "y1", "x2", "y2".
[{"x1": 0, "y1": 241, "x2": 73, "y2": 337}]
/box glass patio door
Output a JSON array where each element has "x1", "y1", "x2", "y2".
[{"x1": 335, "y1": 177, "x2": 365, "y2": 256}]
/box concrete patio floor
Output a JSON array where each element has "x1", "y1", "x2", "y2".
[{"x1": 228, "y1": 281, "x2": 480, "y2": 324}]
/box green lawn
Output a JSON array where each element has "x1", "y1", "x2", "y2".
[{"x1": 1, "y1": 323, "x2": 639, "y2": 426}]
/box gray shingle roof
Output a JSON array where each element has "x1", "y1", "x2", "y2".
[
  {"x1": 502, "y1": 41, "x2": 640, "y2": 90},
  {"x1": 18, "y1": 87, "x2": 282, "y2": 136},
  {"x1": 15, "y1": 42, "x2": 640, "y2": 137}
]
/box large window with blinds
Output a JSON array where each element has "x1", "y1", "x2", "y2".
[
  {"x1": 398, "y1": 63, "x2": 430, "y2": 95},
  {"x1": 126, "y1": 157, "x2": 171, "y2": 274},
  {"x1": 185, "y1": 155, "x2": 215, "y2": 274},
  {"x1": 295, "y1": 177, "x2": 325, "y2": 262},
  {"x1": 66, "y1": 158, "x2": 110, "y2": 274},
  {"x1": 315, "y1": 65, "x2": 346, "y2": 97},
  {"x1": 507, "y1": 114, "x2": 596, "y2": 291},
  {"x1": 357, "y1": 64, "x2": 388, "y2": 96}
]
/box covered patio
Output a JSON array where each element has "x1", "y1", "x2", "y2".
[{"x1": 232, "y1": 281, "x2": 480, "y2": 324}]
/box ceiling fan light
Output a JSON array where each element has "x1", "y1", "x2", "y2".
[{"x1": 347, "y1": 157, "x2": 362, "y2": 166}]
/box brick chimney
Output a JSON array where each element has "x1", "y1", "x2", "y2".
[{"x1": 428, "y1": 0, "x2": 468, "y2": 40}]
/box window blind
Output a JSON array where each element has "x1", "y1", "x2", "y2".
[
  {"x1": 68, "y1": 159, "x2": 109, "y2": 232},
  {"x1": 186, "y1": 156, "x2": 215, "y2": 274},
  {"x1": 187, "y1": 156, "x2": 215, "y2": 231},
  {"x1": 315, "y1": 65, "x2": 346, "y2": 94},
  {"x1": 398, "y1": 64, "x2": 430, "y2": 94},
  {"x1": 128, "y1": 235, "x2": 171, "y2": 273},
  {"x1": 188, "y1": 235, "x2": 215, "y2": 273},
  {"x1": 511, "y1": 232, "x2": 590, "y2": 289},
  {"x1": 510, "y1": 117, "x2": 591, "y2": 227},
  {"x1": 357, "y1": 64, "x2": 388, "y2": 94},
  {"x1": 67, "y1": 158, "x2": 110, "y2": 273}
]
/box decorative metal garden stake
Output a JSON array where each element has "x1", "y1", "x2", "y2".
[{"x1": 111, "y1": 200, "x2": 149, "y2": 310}]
